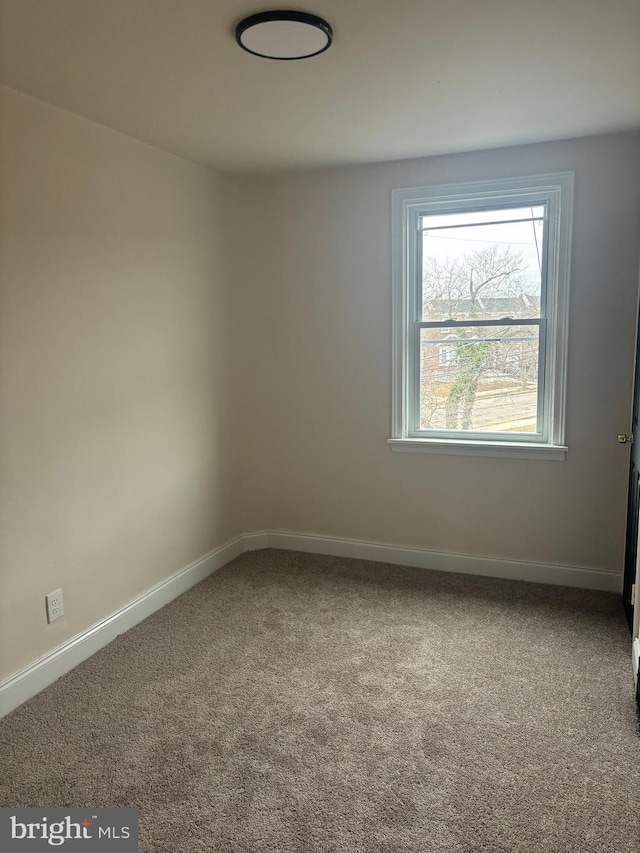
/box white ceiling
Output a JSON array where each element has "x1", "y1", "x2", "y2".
[{"x1": 1, "y1": 0, "x2": 639, "y2": 172}]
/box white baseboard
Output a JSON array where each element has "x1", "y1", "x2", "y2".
[
  {"x1": 265, "y1": 531, "x2": 623, "y2": 593},
  {"x1": 0, "y1": 534, "x2": 247, "y2": 720},
  {"x1": 633, "y1": 638, "x2": 640, "y2": 688},
  {"x1": 243, "y1": 531, "x2": 270, "y2": 551},
  {"x1": 0, "y1": 528, "x2": 623, "y2": 719}
]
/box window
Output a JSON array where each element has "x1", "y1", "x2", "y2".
[{"x1": 390, "y1": 173, "x2": 573, "y2": 459}]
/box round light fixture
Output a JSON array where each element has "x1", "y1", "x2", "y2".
[{"x1": 236, "y1": 10, "x2": 333, "y2": 60}]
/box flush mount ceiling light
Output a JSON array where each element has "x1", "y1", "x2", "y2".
[{"x1": 236, "y1": 10, "x2": 333, "y2": 60}]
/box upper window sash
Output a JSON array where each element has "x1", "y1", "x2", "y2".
[{"x1": 417, "y1": 204, "x2": 549, "y2": 325}]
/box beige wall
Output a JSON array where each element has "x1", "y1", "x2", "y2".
[
  {"x1": 0, "y1": 87, "x2": 240, "y2": 680},
  {"x1": 227, "y1": 132, "x2": 640, "y2": 571}
]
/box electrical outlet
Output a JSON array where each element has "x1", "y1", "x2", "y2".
[{"x1": 45, "y1": 588, "x2": 64, "y2": 623}]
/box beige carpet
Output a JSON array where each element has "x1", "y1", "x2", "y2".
[{"x1": 1, "y1": 549, "x2": 639, "y2": 852}]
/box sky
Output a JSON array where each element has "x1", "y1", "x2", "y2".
[{"x1": 422, "y1": 205, "x2": 545, "y2": 292}]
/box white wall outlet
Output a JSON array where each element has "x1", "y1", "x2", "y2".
[{"x1": 45, "y1": 588, "x2": 64, "y2": 623}]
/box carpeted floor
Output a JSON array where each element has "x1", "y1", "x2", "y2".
[{"x1": 1, "y1": 549, "x2": 639, "y2": 852}]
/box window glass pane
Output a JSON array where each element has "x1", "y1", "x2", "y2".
[
  {"x1": 421, "y1": 206, "x2": 544, "y2": 322},
  {"x1": 419, "y1": 325, "x2": 540, "y2": 433}
]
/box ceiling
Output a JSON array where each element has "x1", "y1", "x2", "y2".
[{"x1": 1, "y1": 0, "x2": 639, "y2": 173}]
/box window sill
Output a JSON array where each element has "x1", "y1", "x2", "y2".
[{"x1": 388, "y1": 438, "x2": 567, "y2": 460}]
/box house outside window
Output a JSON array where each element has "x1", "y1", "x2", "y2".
[
  {"x1": 438, "y1": 342, "x2": 457, "y2": 368},
  {"x1": 390, "y1": 173, "x2": 574, "y2": 460}
]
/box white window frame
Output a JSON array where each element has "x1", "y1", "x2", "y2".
[{"x1": 390, "y1": 173, "x2": 574, "y2": 460}]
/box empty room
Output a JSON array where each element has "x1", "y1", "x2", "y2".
[{"x1": 1, "y1": 2, "x2": 640, "y2": 851}]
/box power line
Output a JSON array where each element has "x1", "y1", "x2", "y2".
[{"x1": 425, "y1": 234, "x2": 538, "y2": 245}]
